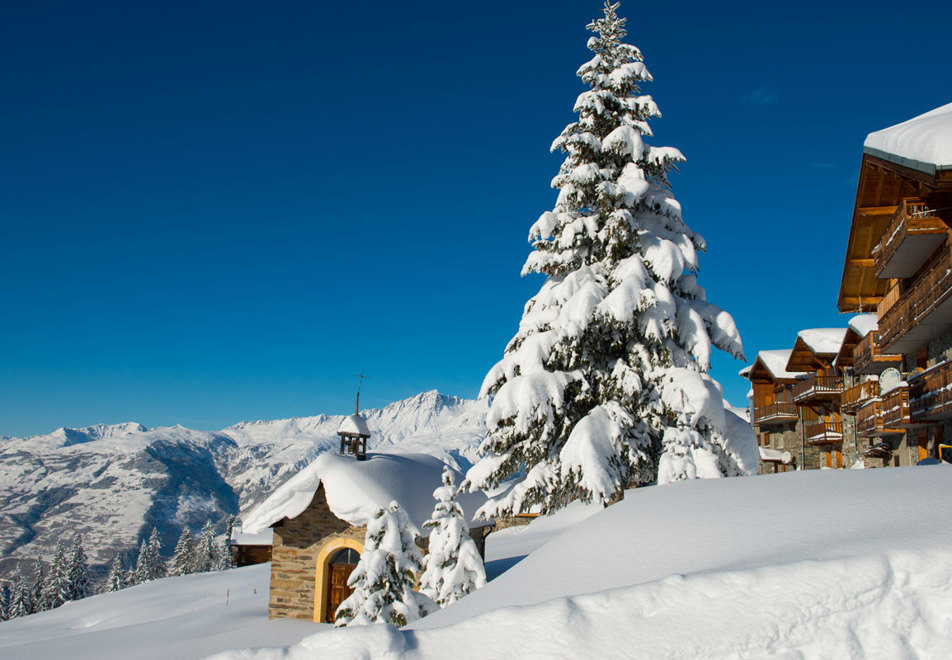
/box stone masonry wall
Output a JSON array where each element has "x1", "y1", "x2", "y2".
[{"x1": 268, "y1": 484, "x2": 362, "y2": 621}]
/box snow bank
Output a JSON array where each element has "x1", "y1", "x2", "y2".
[
  {"x1": 797, "y1": 328, "x2": 847, "y2": 355},
  {"x1": 242, "y1": 452, "x2": 488, "y2": 537},
  {"x1": 864, "y1": 102, "x2": 952, "y2": 172},
  {"x1": 224, "y1": 466, "x2": 952, "y2": 659}
]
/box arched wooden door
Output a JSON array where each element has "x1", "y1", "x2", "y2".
[{"x1": 325, "y1": 547, "x2": 360, "y2": 623}]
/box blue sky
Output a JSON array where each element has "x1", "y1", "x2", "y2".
[{"x1": 1, "y1": 1, "x2": 950, "y2": 437}]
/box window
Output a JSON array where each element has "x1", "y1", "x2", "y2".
[{"x1": 329, "y1": 548, "x2": 360, "y2": 565}]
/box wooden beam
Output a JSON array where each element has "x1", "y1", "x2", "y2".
[
  {"x1": 840, "y1": 296, "x2": 882, "y2": 306},
  {"x1": 857, "y1": 205, "x2": 898, "y2": 216},
  {"x1": 848, "y1": 258, "x2": 875, "y2": 267}
]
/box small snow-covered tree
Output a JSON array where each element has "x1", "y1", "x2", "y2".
[
  {"x1": 29, "y1": 564, "x2": 44, "y2": 612},
  {"x1": 69, "y1": 536, "x2": 92, "y2": 601},
  {"x1": 215, "y1": 537, "x2": 233, "y2": 571},
  {"x1": 466, "y1": 2, "x2": 751, "y2": 517},
  {"x1": 0, "y1": 581, "x2": 10, "y2": 621},
  {"x1": 334, "y1": 502, "x2": 434, "y2": 627},
  {"x1": 130, "y1": 539, "x2": 154, "y2": 585},
  {"x1": 193, "y1": 521, "x2": 217, "y2": 573},
  {"x1": 147, "y1": 527, "x2": 165, "y2": 579},
  {"x1": 42, "y1": 541, "x2": 73, "y2": 609},
  {"x1": 104, "y1": 555, "x2": 125, "y2": 593},
  {"x1": 8, "y1": 568, "x2": 31, "y2": 619},
  {"x1": 419, "y1": 467, "x2": 486, "y2": 607},
  {"x1": 168, "y1": 527, "x2": 196, "y2": 577}
]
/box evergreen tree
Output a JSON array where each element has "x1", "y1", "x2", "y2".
[
  {"x1": 0, "y1": 582, "x2": 10, "y2": 621},
  {"x1": 69, "y1": 535, "x2": 92, "y2": 601},
  {"x1": 168, "y1": 526, "x2": 196, "y2": 576},
  {"x1": 419, "y1": 467, "x2": 486, "y2": 607},
  {"x1": 147, "y1": 527, "x2": 165, "y2": 580},
  {"x1": 104, "y1": 555, "x2": 125, "y2": 593},
  {"x1": 130, "y1": 540, "x2": 151, "y2": 585},
  {"x1": 42, "y1": 541, "x2": 73, "y2": 609},
  {"x1": 466, "y1": 2, "x2": 751, "y2": 517},
  {"x1": 193, "y1": 521, "x2": 217, "y2": 573},
  {"x1": 9, "y1": 567, "x2": 31, "y2": 619},
  {"x1": 334, "y1": 502, "x2": 434, "y2": 627},
  {"x1": 29, "y1": 564, "x2": 44, "y2": 613},
  {"x1": 215, "y1": 537, "x2": 233, "y2": 571}
]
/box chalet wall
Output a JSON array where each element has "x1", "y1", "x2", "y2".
[{"x1": 268, "y1": 484, "x2": 362, "y2": 621}]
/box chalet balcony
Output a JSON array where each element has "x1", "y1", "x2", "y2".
[
  {"x1": 856, "y1": 400, "x2": 903, "y2": 437},
  {"x1": 752, "y1": 402, "x2": 799, "y2": 426},
  {"x1": 852, "y1": 331, "x2": 902, "y2": 376},
  {"x1": 910, "y1": 360, "x2": 952, "y2": 422},
  {"x1": 880, "y1": 385, "x2": 912, "y2": 428},
  {"x1": 874, "y1": 199, "x2": 947, "y2": 279},
  {"x1": 841, "y1": 380, "x2": 879, "y2": 412},
  {"x1": 879, "y1": 245, "x2": 952, "y2": 354},
  {"x1": 792, "y1": 375, "x2": 844, "y2": 405},
  {"x1": 805, "y1": 421, "x2": 843, "y2": 445}
]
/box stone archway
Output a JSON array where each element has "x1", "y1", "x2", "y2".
[{"x1": 313, "y1": 538, "x2": 363, "y2": 623}]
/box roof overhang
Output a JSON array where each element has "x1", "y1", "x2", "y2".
[{"x1": 786, "y1": 336, "x2": 837, "y2": 372}]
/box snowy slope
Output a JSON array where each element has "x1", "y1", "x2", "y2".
[
  {"x1": 221, "y1": 466, "x2": 952, "y2": 659},
  {"x1": 0, "y1": 564, "x2": 319, "y2": 660},
  {"x1": 0, "y1": 391, "x2": 486, "y2": 582}
]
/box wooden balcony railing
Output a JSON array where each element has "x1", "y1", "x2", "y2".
[
  {"x1": 841, "y1": 380, "x2": 879, "y2": 412},
  {"x1": 880, "y1": 385, "x2": 911, "y2": 428},
  {"x1": 752, "y1": 402, "x2": 799, "y2": 425},
  {"x1": 852, "y1": 331, "x2": 902, "y2": 375},
  {"x1": 879, "y1": 245, "x2": 952, "y2": 353},
  {"x1": 910, "y1": 360, "x2": 952, "y2": 421},
  {"x1": 856, "y1": 400, "x2": 882, "y2": 436},
  {"x1": 874, "y1": 198, "x2": 947, "y2": 279},
  {"x1": 877, "y1": 284, "x2": 901, "y2": 318},
  {"x1": 792, "y1": 375, "x2": 845, "y2": 404},
  {"x1": 805, "y1": 421, "x2": 843, "y2": 445}
]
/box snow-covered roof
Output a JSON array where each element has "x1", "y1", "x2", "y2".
[
  {"x1": 338, "y1": 413, "x2": 371, "y2": 437},
  {"x1": 230, "y1": 526, "x2": 273, "y2": 546},
  {"x1": 242, "y1": 451, "x2": 490, "y2": 536},
  {"x1": 738, "y1": 365, "x2": 752, "y2": 378},
  {"x1": 848, "y1": 314, "x2": 878, "y2": 338},
  {"x1": 797, "y1": 329, "x2": 848, "y2": 356},
  {"x1": 759, "y1": 446, "x2": 793, "y2": 464},
  {"x1": 753, "y1": 349, "x2": 805, "y2": 381},
  {"x1": 864, "y1": 102, "x2": 952, "y2": 174}
]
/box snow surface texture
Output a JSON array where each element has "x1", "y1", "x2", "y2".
[
  {"x1": 218, "y1": 466, "x2": 952, "y2": 660},
  {"x1": 864, "y1": 101, "x2": 952, "y2": 171},
  {"x1": 796, "y1": 328, "x2": 847, "y2": 355},
  {"x1": 241, "y1": 452, "x2": 488, "y2": 537},
  {"x1": 0, "y1": 391, "x2": 486, "y2": 582},
  {"x1": 0, "y1": 564, "x2": 318, "y2": 660}
]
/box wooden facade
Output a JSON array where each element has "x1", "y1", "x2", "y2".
[{"x1": 835, "y1": 120, "x2": 952, "y2": 467}]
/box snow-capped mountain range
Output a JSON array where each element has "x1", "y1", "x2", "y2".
[{"x1": 0, "y1": 391, "x2": 487, "y2": 582}]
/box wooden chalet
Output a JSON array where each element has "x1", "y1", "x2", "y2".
[
  {"x1": 229, "y1": 525, "x2": 273, "y2": 567},
  {"x1": 241, "y1": 408, "x2": 492, "y2": 623},
  {"x1": 786, "y1": 328, "x2": 848, "y2": 469},
  {"x1": 837, "y1": 103, "x2": 952, "y2": 467},
  {"x1": 743, "y1": 350, "x2": 805, "y2": 472}
]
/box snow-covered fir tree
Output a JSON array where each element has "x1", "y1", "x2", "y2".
[
  {"x1": 334, "y1": 502, "x2": 434, "y2": 627},
  {"x1": 147, "y1": 527, "x2": 165, "y2": 579},
  {"x1": 216, "y1": 537, "x2": 233, "y2": 571},
  {"x1": 193, "y1": 520, "x2": 217, "y2": 573},
  {"x1": 9, "y1": 568, "x2": 31, "y2": 619},
  {"x1": 0, "y1": 581, "x2": 9, "y2": 621},
  {"x1": 42, "y1": 541, "x2": 73, "y2": 609},
  {"x1": 69, "y1": 535, "x2": 92, "y2": 601},
  {"x1": 168, "y1": 527, "x2": 196, "y2": 577},
  {"x1": 29, "y1": 564, "x2": 44, "y2": 613},
  {"x1": 466, "y1": 1, "x2": 751, "y2": 517},
  {"x1": 104, "y1": 555, "x2": 125, "y2": 593},
  {"x1": 419, "y1": 467, "x2": 486, "y2": 607}
]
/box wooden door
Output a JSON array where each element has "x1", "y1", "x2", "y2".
[{"x1": 326, "y1": 564, "x2": 355, "y2": 622}]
